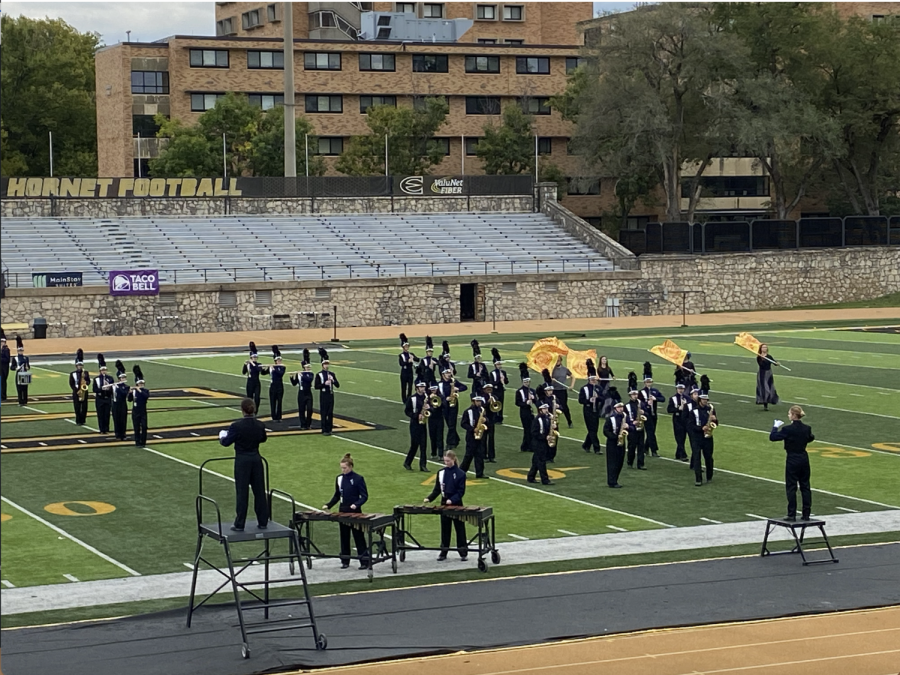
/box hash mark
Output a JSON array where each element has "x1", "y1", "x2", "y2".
[
  {"x1": 508, "y1": 533, "x2": 529, "y2": 540},
  {"x1": 607, "y1": 525, "x2": 628, "y2": 532},
  {"x1": 63, "y1": 574, "x2": 79, "y2": 582},
  {"x1": 558, "y1": 529, "x2": 579, "y2": 536},
  {"x1": 700, "y1": 517, "x2": 722, "y2": 524},
  {"x1": 1, "y1": 580, "x2": 14, "y2": 588},
  {"x1": 745, "y1": 513, "x2": 768, "y2": 520},
  {"x1": 835, "y1": 506, "x2": 859, "y2": 513}
]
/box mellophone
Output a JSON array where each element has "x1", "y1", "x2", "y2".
[
  {"x1": 393, "y1": 504, "x2": 500, "y2": 572},
  {"x1": 290, "y1": 510, "x2": 397, "y2": 581}
]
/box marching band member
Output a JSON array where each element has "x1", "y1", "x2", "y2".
[
  {"x1": 527, "y1": 401, "x2": 554, "y2": 485},
  {"x1": 639, "y1": 364, "x2": 667, "y2": 458},
  {"x1": 467, "y1": 340, "x2": 488, "y2": 397},
  {"x1": 543, "y1": 382, "x2": 559, "y2": 462},
  {"x1": 459, "y1": 394, "x2": 487, "y2": 479},
  {"x1": 424, "y1": 450, "x2": 468, "y2": 562},
  {"x1": 290, "y1": 349, "x2": 315, "y2": 430},
  {"x1": 128, "y1": 365, "x2": 150, "y2": 447},
  {"x1": 0, "y1": 331, "x2": 9, "y2": 401},
  {"x1": 515, "y1": 363, "x2": 535, "y2": 453},
  {"x1": 242, "y1": 342, "x2": 264, "y2": 411},
  {"x1": 676, "y1": 352, "x2": 698, "y2": 389},
  {"x1": 112, "y1": 360, "x2": 130, "y2": 441},
  {"x1": 578, "y1": 359, "x2": 603, "y2": 454},
  {"x1": 536, "y1": 368, "x2": 553, "y2": 408},
  {"x1": 427, "y1": 383, "x2": 445, "y2": 459},
  {"x1": 602, "y1": 401, "x2": 627, "y2": 488},
  {"x1": 404, "y1": 380, "x2": 430, "y2": 471},
  {"x1": 268, "y1": 346, "x2": 286, "y2": 422},
  {"x1": 418, "y1": 336, "x2": 439, "y2": 386},
  {"x1": 756, "y1": 343, "x2": 780, "y2": 412},
  {"x1": 769, "y1": 406, "x2": 814, "y2": 521},
  {"x1": 13, "y1": 336, "x2": 30, "y2": 405},
  {"x1": 438, "y1": 366, "x2": 467, "y2": 450},
  {"x1": 220, "y1": 397, "x2": 269, "y2": 532},
  {"x1": 667, "y1": 383, "x2": 689, "y2": 461},
  {"x1": 624, "y1": 374, "x2": 648, "y2": 470},
  {"x1": 685, "y1": 386, "x2": 702, "y2": 471},
  {"x1": 691, "y1": 392, "x2": 717, "y2": 486},
  {"x1": 596, "y1": 355, "x2": 615, "y2": 396},
  {"x1": 489, "y1": 348, "x2": 509, "y2": 424},
  {"x1": 323, "y1": 453, "x2": 370, "y2": 569},
  {"x1": 93, "y1": 354, "x2": 115, "y2": 435},
  {"x1": 398, "y1": 334, "x2": 418, "y2": 402},
  {"x1": 440, "y1": 340, "x2": 456, "y2": 376},
  {"x1": 551, "y1": 355, "x2": 574, "y2": 428},
  {"x1": 69, "y1": 349, "x2": 90, "y2": 425},
  {"x1": 315, "y1": 348, "x2": 339, "y2": 435},
  {"x1": 482, "y1": 382, "x2": 498, "y2": 463}
]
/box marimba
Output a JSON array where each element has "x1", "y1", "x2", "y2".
[
  {"x1": 393, "y1": 504, "x2": 500, "y2": 572},
  {"x1": 291, "y1": 510, "x2": 397, "y2": 581}
]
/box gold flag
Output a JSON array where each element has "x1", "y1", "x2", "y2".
[
  {"x1": 526, "y1": 337, "x2": 570, "y2": 373},
  {"x1": 649, "y1": 339, "x2": 688, "y2": 366},
  {"x1": 566, "y1": 348, "x2": 598, "y2": 381},
  {"x1": 734, "y1": 332, "x2": 762, "y2": 355}
]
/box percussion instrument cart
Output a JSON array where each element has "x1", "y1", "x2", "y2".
[
  {"x1": 393, "y1": 506, "x2": 501, "y2": 572},
  {"x1": 291, "y1": 511, "x2": 398, "y2": 581},
  {"x1": 186, "y1": 457, "x2": 327, "y2": 659}
]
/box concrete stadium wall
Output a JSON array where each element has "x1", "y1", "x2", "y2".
[{"x1": 3, "y1": 247, "x2": 897, "y2": 338}]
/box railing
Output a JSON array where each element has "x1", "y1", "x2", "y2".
[
  {"x1": 619, "y1": 216, "x2": 900, "y2": 255},
  {"x1": 0, "y1": 256, "x2": 635, "y2": 288}
]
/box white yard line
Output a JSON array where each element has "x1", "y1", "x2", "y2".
[
  {"x1": 745, "y1": 514, "x2": 768, "y2": 520},
  {"x1": 191, "y1": 399, "x2": 220, "y2": 407},
  {"x1": 700, "y1": 517, "x2": 723, "y2": 525},
  {"x1": 183, "y1": 563, "x2": 195, "y2": 570},
  {"x1": 607, "y1": 525, "x2": 628, "y2": 532},
  {"x1": 65, "y1": 418, "x2": 99, "y2": 433},
  {"x1": 558, "y1": 529, "x2": 579, "y2": 536},
  {"x1": 21, "y1": 405, "x2": 48, "y2": 414},
  {"x1": 836, "y1": 507, "x2": 860, "y2": 513},
  {"x1": 1, "y1": 580, "x2": 15, "y2": 588},
  {"x1": 508, "y1": 534, "x2": 529, "y2": 541},
  {"x1": 1, "y1": 497, "x2": 141, "y2": 577},
  {"x1": 63, "y1": 574, "x2": 79, "y2": 583}
]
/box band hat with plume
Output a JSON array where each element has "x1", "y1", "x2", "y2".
[
  {"x1": 116, "y1": 359, "x2": 127, "y2": 378},
  {"x1": 425, "y1": 335, "x2": 434, "y2": 352},
  {"x1": 643, "y1": 361, "x2": 653, "y2": 380},
  {"x1": 442, "y1": 340, "x2": 450, "y2": 357},
  {"x1": 538, "y1": 401, "x2": 550, "y2": 409},
  {"x1": 272, "y1": 345, "x2": 282, "y2": 361},
  {"x1": 470, "y1": 339, "x2": 481, "y2": 359},
  {"x1": 627, "y1": 371, "x2": 638, "y2": 393},
  {"x1": 614, "y1": 400, "x2": 625, "y2": 408},
  {"x1": 249, "y1": 341, "x2": 258, "y2": 357},
  {"x1": 491, "y1": 347, "x2": 502, "y2": 365},
  {"x1": 700, "y1": 374, "x2": 711, "y2": 394},
  {"x1": 399, "y1": 333, "x2": 409, "y2": 347},
  {"x1": 519, "y1": 362, "x2": 530, "y2": 381},
  {"x1": 133, "y1": 364, "x2": 145, "y2": 383},
  {"x1": 16, "y1": 336, "x2": 24, "y2": 351},
  {"x1": 318, "y1": 347, "x2": 329, "y2": 363},
  {"x1": 75, "y1": 348, "x2": 84, "y2": 366},
  {"x1": 302, "y1": 348, "x2": 311, "y2": 366},
  {"x1": 586, "y1": 358, "x2": 597, "y2": 379},
  {"x1": 98, "y1": 353, "x2": 107, "y2": 370}
]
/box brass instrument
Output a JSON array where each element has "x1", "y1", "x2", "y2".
[
  {"x1": 489, "y1": 396, "x2": 502, "y2": 413},
  {"x1": 547, "y1": 416, "x2": 560, "y2": 448},
  {"x1": 703, "y1": 404, "x2": 717, "y2": 438},
  {"x1": 636, "y1": 409, "x2": 647, "y2": 432},
  {"x1": 430, "y1": 393, "x2": 442, "y2": 408},
  {"x1": 473, "y1": 405, "x2": 488, "y2": 440},
  {"x1": 422, "y1": 401, "x2": 431, "y2": 422},
  {"x1": 449, "y1": 384, "x2": 458, "y2": 408},
  {"x1": 78, "y1": 373, "x2": 89, "y2": 402},
  {"x1": 617, "y1": 424, "x2": 628, "y2": 447}
]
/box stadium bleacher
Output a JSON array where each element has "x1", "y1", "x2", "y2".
[{"x1": 1, "y1": 213, "x2": 614, "y2": 285}]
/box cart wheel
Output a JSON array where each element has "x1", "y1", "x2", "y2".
[
  {"x1": 491, "y1": 550, "x2": 501, "y2": 565},
  {"x1": 241, "y1": 643, "x2": 250, "y2": 659},
  {"x1": 477, "y1": 559, "x2": 487, "y2": 572},
  {"x1": 289, "y1": 562, "x2": 296, "y2": 576},
  {"x1": 399, "y1": 550, "x2": 406, "y2": 562},
  {"x1": 316, "y1": 633, "x2": 328, "y2": 650},
  {"x1": 392, "y1": 558, "x2": 398, "y2": 573},
  {"x1": 306, "y1": 557, "x2": 313, "y2": 569}
]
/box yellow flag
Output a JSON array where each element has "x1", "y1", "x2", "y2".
[
  {"x1": 649, "y1": 339, "x2": 688, "y2": 367},
  {"x1": 566, "y1": 348, "x2": 598, "y2": 381},
  {"x1": 526, "y1": 337, "x2": 570, "y2": 373},
  {"x1": 734, "y1": 332, "x2": 762, "y2": 355}
]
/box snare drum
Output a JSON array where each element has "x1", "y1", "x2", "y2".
[{"x1": 16, "y1": 371, "x2": 32, "y2": 386}]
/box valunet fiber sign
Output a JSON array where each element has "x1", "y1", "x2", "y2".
[{"x1": 109, "y1": 270, "x2": 159, "y2": 296}]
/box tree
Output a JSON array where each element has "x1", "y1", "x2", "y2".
[
  {"x1": 1, "y1": 119, "x2": 29, "y2": 176},
  {"x1": 476, "y1": 104, "x2": 537, "y2": 175},
  {"x1": 336, "y1": 97, "x2": 448, "y2": 176},
  {"x1": 538, "y1": 162, "x2": 567, "y2": 201},
  {"x1": 248, "y1": 108, "x2": 325, "y2": 177},
  {"x1": 567, "y1": 4, "x2": 746, "y2": 221},
  {"x1": 0, "y1": 15, "x2": 100, "y2": 176}
]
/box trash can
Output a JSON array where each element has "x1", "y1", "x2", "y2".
[{"x1": 33, "y1": 317, "x2": 48, "y2": 339}]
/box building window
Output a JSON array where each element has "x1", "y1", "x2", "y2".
[
  {"x1": 477, "y1": 38, "x2": 497, "y2": 44},
  {"x1": 304, "y1": 52, "x2": 341, "y2": 70},
  {"x1": 606, "y1": 297, "x2": 620, "y2": 318},
  {"x1": 413, "y1": 94, "x2": 448, "y2": 110},
  {"x1": 247, "y1": 94, "x2": 284, "y2": 110},
  {"x1": 133, "y1": 115, "x2": 163, "y2": 137},
  {"x1": 502, "y1": 281, "x2": 517, "y2": 293},
  {"x1": 432, "y1": 137, "x2": 451, "y2": 155},
  {"x1": 566, "y1": 57, "x2": 585, "y2": 74},
  {"x1": 305, "y1": 94, "x2": 343, "y2": 113},
  {"x1": 359, "y1": 53, "x2": 396, "y2": 71},
  {"x1": 465, "y1": 55, "x2": 500, "y2": 73},
  {"x1": 422, "y1": 3, "x2": 443, "y2": 18},
  {"x1": 189, "y1": 49, "x2": 229, "y2": 68},
  {"x1": 476, "y1": 4, "x2": 497, "y2": 20},
  {"x1": 242, "y1": 9, "x2": 262, "y2": 29},
  {"x1": 537, "y1": 137, "x2": 552, "y2": 154},
  {"x1": 216, "y1": 17, "x2": 236, "y2": 35},
  {"x1": 254, "y1": 290, "x2": 272, "y2": 306},
  {"x1": 159, "y1": 292, "x2": 177, "y2": 306},
  {"x1": 267, "y1": 4, "x2": 278, "y2": 21},
  {"x1": 360, "y1": 95, "x2": 397, "y2": 113},
  {"x1": 134, "y1": 158, "x2": 151, "y2": 178},
  {"x1": 544, "y1": 281, "x2": 559, "y2": 293},
  {"x1": 504, "y1": 38, "x2": 524, "y2": 45},
  {"x1": 681, "y1": 175, "x2": 770, "y2": 198},
  {"x1": 516, "y1": 56, "x2": 550, "y2": 74},
  {"x1": 219, "y1": 290, "x2": 237, "y2": 306},
  {"x1": 317, "y1": 137, "x2": 344, "y2": 155},
  {"x1": 519, "y1": 96, "x2": 551, "y2": 115},
  {"x1": 567, "y1": 177, "x2": 601, "y2": 195},
  {"x1": 503, "y1": 4, "x2": 524, "y2": 20},
  {"x1": 466, "y1": 96, "x2": 501, "y2": 115},
  {"x1": 190, "y1": 93, "x2": 225, "y2": 112},
  {"x1": 396, "y1": 2, "x2": 416, "y2": 13},
  {"x1": 433, "y1": 283, "x2": 449, "y2": 296},
  {"x1": 315, "y1": 287, "x2": 332, "y2": 300},
  {"x1": 465, "y1": 137, "x2": 482, "y2": 155},
  {"x1": 247, "y1": 50, "x2": 284, "y2": 69},
  {"x1": 131, "y1": 71, "x2": 169, "y2": 94},
  {"x1": 412, "y1": 54, "x2": 448, "y2": 72}
]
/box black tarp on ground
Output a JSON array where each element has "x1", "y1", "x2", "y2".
[{"x1": 3, "y1": 543, "x2": 899, "y2": 675}]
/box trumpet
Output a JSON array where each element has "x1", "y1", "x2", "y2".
[
  {"x1": 489, "y1": 396, "x2": 502, "y2": 413},
  {"x1": 429, "y1": 393, "x2": 442, "y2": 408}
]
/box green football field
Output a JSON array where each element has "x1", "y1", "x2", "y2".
[{"x1": 2, "y1": 321, "x2": 898, "y2": 600}]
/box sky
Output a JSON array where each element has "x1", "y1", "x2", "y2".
[{"x1": 1, "y1": 1, "x2": 638, "y2": 45}]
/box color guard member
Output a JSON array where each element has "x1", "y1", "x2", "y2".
[
  {"x1": 756, "y1": 343, "x2": 780, "y2": 412},
  {"x1": 551, "y1": 356, "x2": 574, "y2": 428}
]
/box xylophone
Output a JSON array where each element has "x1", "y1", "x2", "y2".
[
  {"x1": 291, "y1": 510, "x2": 397, "y2": 580},
  {"x1": 393, "y1": 504, "x2": 500, "y2": 572}
]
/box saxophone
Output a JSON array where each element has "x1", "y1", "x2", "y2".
[
  {"x1": 473, "y1": 405, "x2": 488, "y2": 440},
  {"x1": 78, "y1": 373, "x2": 89, "y2": 402},
  {"x1": 421, "y1": 399, "x2": 431, "y2": 423},
  {"x1": 703, "y1": 404, "x2": 717, "y2": 438},
  {"x1": 547, "y1": 415, "x2": 560, "y2": 448},
  {"x1": 449, "y1": 383, "x2": 458, "y2": 408},
  {"x1": 617, "y1": 422, "x2": 628, "y2": 447}
]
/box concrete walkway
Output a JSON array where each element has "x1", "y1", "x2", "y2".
[{"x1": 3, "y1": 510, "x2": 898, "y2": 616}]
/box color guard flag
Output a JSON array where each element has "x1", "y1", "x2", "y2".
[
  {"x1": 526, "y1": 337, "x2": 570, "y2": 373},
  {"x1": 734, "y1": 332, "x2": 763, "y2": 355},
  {"x1": 566, "y1": 348, "x2": 598, "y2": 380},
  {"x1": 649, "y1": 339, "x2": 688, "y2": 366}
]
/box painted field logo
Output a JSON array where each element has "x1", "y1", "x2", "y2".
[{"x1": 109, "y1": 270, "x2": 159, "y2": 296}]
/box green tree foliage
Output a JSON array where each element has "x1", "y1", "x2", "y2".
[
  {"x1": 1, "y1": 119, "x2": 29, "y2": 176},
  {"x1": 476, "y1": 104, "x2": 537, "y2": 175},
  {"x1": 538, "y1": 162, "x2": 567, "y2": 201},
  {"x1": 336, "y1": 97, "x2": 448, "y2": 176},
  {"x1": 150, "y1": 93, "x2": 324, "y2": 177},
  {"x1": 0, "y1": 15, "x2": 99, "y2": 176}
]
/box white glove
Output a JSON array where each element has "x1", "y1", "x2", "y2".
[
  {"x1": 773, "y1": 420, "x2": 784, "y2": 429},
  {"x1": 218, "y1": 430, "x2": 228, "y2": 441}
]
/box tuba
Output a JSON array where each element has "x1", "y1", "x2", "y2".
[
  {"x1": 473, "y1": 405, "x2": 488, "y2": 440},
  {"x1": 489, "y1": 396, "x2": 502, "y2": 413}
]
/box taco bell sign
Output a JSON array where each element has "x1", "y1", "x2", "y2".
[{"x1": 109, "y1": 270, "x2": 159, "y2": 296}]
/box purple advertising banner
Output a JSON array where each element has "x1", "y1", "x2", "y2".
[{"x1": 109, "y1": 270, "x2": 159, "y2": 296}]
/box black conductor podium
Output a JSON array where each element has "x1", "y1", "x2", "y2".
[
  {"x1": 186, "y1": 457, "x2": 327, "y2": 659},
  {"x1": 761, "y1": 517, "x2": 839, "y2": 566}
]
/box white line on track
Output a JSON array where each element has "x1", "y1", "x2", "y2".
[
  {"x1": 558, "y1": 529, "x2": 579, "y2": 536},
  {"x1": 38, "y1": 442, "x2": 47, "y2": 447},
  {"x1": 607, "y1": 525, "x2": 628, "y2": 532},
  {"x1": 77, "y1": 440, "x2": 87, "y2": 444},
  {"x1": 0, "y1": 496, "x2": 141, "y2": 576},
  {"x1": 836, "y1": 506, "x2": 860, "y2": 513},
  {"x1": 65, "y1": 418, "x2": 99, "y2": 433},
  {"x1": 63, "y1": 574, "x2": 79, "y2": 582},
  {"x1": 700, "y1": 517, "x2": 723, "y2": 524},
  {"x1": 1, "y1": 580, "x2": 14, "y2": 588},
  {"x1": 191, "y1": 399, "x2": 220, "y2": 407},
  {"x1": 508, "y1": 534, "x2": 529, "y2": 541},
  {"x1": 21, "y1": 405, "x2": 48, "y2": 414},
  {"x1": 190, "y1": 432, "x2": 200, "y2": 436},
  {"x1": 745, "y1": 514, "x2": 768, "y2": 520}
]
